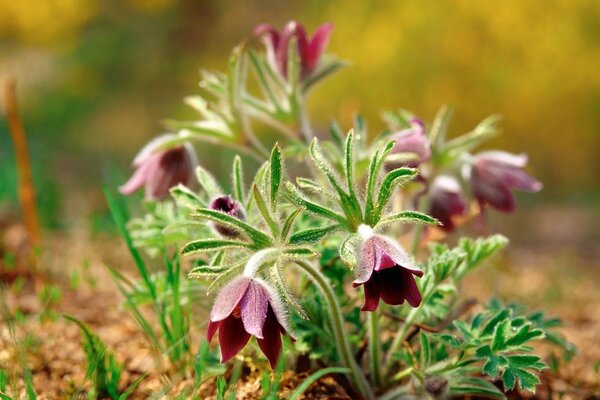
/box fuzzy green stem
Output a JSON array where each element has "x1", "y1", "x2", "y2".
[
  {"x1": 367, "y1": 311, "x2": 383, "y2": 387},
  {"x1": 295, "y1": 261, "x2": 374, "y2": 400}
]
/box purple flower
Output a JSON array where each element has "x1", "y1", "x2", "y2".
[
  {"x1": 210, "y1": 195, "x2": 245, "y2": 237},
  {"x1": 389, "y1": 118, "x2": 431, "y2": 168},
  {"x1": 353, "y1": 226, "x2": 423, "y2": 312},
  {"x1": 254, "y1": 21, "x2": 333, "y2": 79},
  {"x1": 466, "y1": 151, "x2": 542, "y2": 212},
  {"x1": 207, "y1": 276, "x2": 293, "y2": 368},
  {"x1": 429, "y1": 176, "x2": 467, "y2": 233},
  {"x1": 120, "y1": 134, "x2": 197, "y2": 200}
]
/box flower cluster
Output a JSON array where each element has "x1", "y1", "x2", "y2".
[{"x1": 118, "y1": 20, "x2": 552, "y2": 400}]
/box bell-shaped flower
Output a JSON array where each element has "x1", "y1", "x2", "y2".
[
  {"x1": 353, "y1": 225, "x2": 424, "y2": 312},
  {"x1": 465, "y1": 151, "x2": 542, "y2": 212},
  {"x1": 388, "y1": 118, "x2": 431, "y2": 168},
  {"x1": 429, "y1": 176, "x2": 467, "y2": 233},
  {"x1": 254, "y1": 20, "x2": 333, "y2": 79},
  {"x1": 210, "y1": 195, "x2": 245, "y2": 237},
  {"x1": 120, "y1": 134, "x2": 197, "y2": 200},
  {"x1": 207, "y1": 276, "x2": 293, "y2": 368}
]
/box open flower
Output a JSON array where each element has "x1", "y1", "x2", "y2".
[
  {"x1": 207, "y1": 276, "x2": 293, "y2": 368},
  {"x1": 353, "y1": 226, "x2": 423, "y2": 311},
  {"x1": 429, "y1": 176, "x2": 466, "y2": 233},
  {"x1": 120, "y1": 134, "x2": 197, "y2": 200},
  {"x1": 254, "y1": 20, "x2": 333, "y2": 79},
  {"x1": 388, "y1": 118, "x2": 431, "y2": 168},
  {"x1": 465, "y1": 151, "x2": 542, "y2": 212},
  {"x1": 210, "y1": 195, "x2": 245, "y2": 237}
]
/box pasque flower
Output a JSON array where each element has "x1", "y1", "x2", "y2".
[
  {"x1": 429, "y1": 176, "x2": 467, "y2": 233},
  {"x1": 465, "y1": 151, "x2": 542, "y2": 212},
  {"x1": 353, "y1": 225, "x2": 423, "y2": 311},
  {"x1": 207, "y1": 276, "x2": 293, "y2": 368},
  {"x1": 254, "y1": 20, "x2": 333, "y2": 79},
  {"x1": 210, "y1": 195, "x2": 245, "y2": 237},
  {"x1": 389, "y1": 118, "x2": 431, "y2": 168},
  {"x1": 120, "y1": 134, "x2": 197, "y2": 200}
]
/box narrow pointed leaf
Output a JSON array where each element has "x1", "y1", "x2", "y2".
[
  {"x1": 270, "y1": 144, "x2": 283, "y2": 210},
  {"x1": 181, "y1": 239, "x2": 251, "y2": 255},
  {"x1": 191, "y1": 208, "x2": 272, "y2": 247},
  {"x1": 289, "y1": 225, "x2": 339, "y2": 245},
  {"x1": 377, "y1": 211, "x2": 439, "y2": 227},
  {"x1": 232, "y1": 155, "x2": 245, "y2": 203},
  {"x1": 253, "y1": 185, "x2": 279, "y2": 238}
]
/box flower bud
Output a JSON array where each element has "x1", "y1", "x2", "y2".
[
  {"x1": 254, "y1": 20, "x2": 333, "y2": 80},
  {"x1": 120, "y1": 134, "x2": 197, "y2": 200},
  {"x1": 424, "y1": 376, "x2": 448, "y2": 397},
  {"x1": 429, "y1": 176, "x2": 466, "y2": 233},
  {"x1": 465, "y1": 151, "x2": 542, "y2": 212},
  {"x1": 210, "y1": 195, "x2": 245, "y2": 237},
  {"x1": 388, "y1": 118, "x2": 431, "y2": 168}
]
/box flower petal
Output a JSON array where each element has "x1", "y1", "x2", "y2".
[
  {"x1": 132, "y1": 133, "x2": 178, "y2": 167},
  {"x1": 361, "y1": 277, "x2": 381, "y2": 312},
  {"x1": 240, "y1": 281, "x2": 269, "y2": 339},
  {"x1": 207, "y1": 320, "x2": 220, "y2": 342},
  {"x1": 353, "y1": 237, "x2": 377, "y2": 285},
  {"x1": 257, "y1": 306, "x2": 283, "y2": 368},
  {"x1": 210, "y1": 277, "x2": 251, "y2": 322},
  {"x1": 373, "y1": 236, "x2": 422, "y2": 276},
  {"x1": 118, "y1": 159, "x2": 154, "y2": 195},
  {"x1": 305, "y1": 22, "x2": 333, "y2": 72},
  {"x1": 477, "y1": 151, "x2": 528, "y2": 168},
  {"x1": 378, "y1": 268, "x2": 407, "y2": 306},
  {"x1": 402, "y1": 270, "x2": 422, "y2": 307},
  {"x1": 218, "y1": 315, "x2": 251, "y2": 363}
]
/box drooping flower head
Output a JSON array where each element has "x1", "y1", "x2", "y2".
[
  {"x1": 254, "y1": 21, "x2": 333, "y2": 79},
  {"x1": 465, "y1": 151, "x2": 542, "y2": 212},
  {"x1": 353, "y1": 225, "x2": 423, "y2": 312},
  {"x1": 207, "y1": 276, "x2": 293, "y2": 368},
  {"x1": 388, "y1": 118, "x2": 431, "y2": 168},
  {"x1": 210, "y1": 195, "x2": 245, "y2": 237},
  {"x1": 428, "y1": 175, "x2": 467, "y2": 233},
  {"x1": 120, "y1": 134, "x2": 197, "y2": 200}
]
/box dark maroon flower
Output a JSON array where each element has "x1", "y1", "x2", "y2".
[
  {"x1": 254, "y1": 21, "x2": 333, "y2": 79},
  {"x1": 429, "y1": 176, "x2": 467, "y2": 233},
  {"x1": 210, "y1": 195, "x2": 245, "y2": 237},
  {"x1": 388, "y1": 118, "x2": 431, "y2": 168},
  {"x1": 353, "y1": 226, "x2": 423, "y2": 312},
  {"x1": 120, "y1": 134, "x2": 197, "y2": 200},
  {"x1": 466, "y1": 151, "x2": 542, "y2": 212},
  {"x1": 207, "y1": 276, "x2": 293, "y2": 368}
]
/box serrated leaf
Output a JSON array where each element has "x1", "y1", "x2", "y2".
[
  {"x1": 289, "y1": 225, "x2": 339, "y2": 245},
  {"x1": 181, "y1": 239, "x2": 251, "y2": 255},
  {"x1": 482, "y1": 309, "x2": 511, "y2": 337},
  {"x1": 492, "y1": 320, "x2": 509, "y2": 351}
]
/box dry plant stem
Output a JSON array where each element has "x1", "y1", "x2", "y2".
[
  {"x1": 3, "y1": 78, "x2": 40, "y2": 249},
  {"x1": 295, "y1": 260, "x2": 374, "y2": 400}
]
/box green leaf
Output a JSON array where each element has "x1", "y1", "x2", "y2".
[
  {"x1": 232, "y1": 155, "x2": 245, "y2": 203},
  {"x1": 302, "y1": 58, "x2": 346, "y2": 92},
  {"x1": 289, "y1": 225, "x2": 339, "y2": 245},
  {"x1": 374, "y1": 167, "x2": 417, "y2": 221},
  {"x1": 482, "y1": 309, "x2": 511, "y2": 336},
  {"x1": 492, "y1": 320, "x2": 509, "y2": 351},
  {"x1": 270, "y1": 144, "x2": 283, "y2": 211},
  {"x1": 170, "y1": 184, "x2": 204, "y2": 210},
  {"x1": 285, "y1": 183, "x2": 347, "y2": 226},
  {"x1": 448, "y1": 377, "x2": 505, "y2": 400},
  {"x1": 281, "y1": 207, "x2": 302, "y2": 242},
  {"x1": 377, "y1": 211, "x2": 439, "y2": 227},
  {"x1": 429, "y1": 104, "x2": 455, "y2": 149},
  {"x1": 188, "y1": 265, "x2": 230, "y2": 279},
  {"x1": 282, "y1": 247, "x2": 319, "y2": 259},
  {"x1": 252, "y1": 185, "x2": 279, "y2": 238},
  {"x1": 248, "y1": 49, "x2": 281, "y2": 111},
  {"x1": 181, "y1": 239, "x2": 251, "y2": 255},
  {"x1": 419, "y1": 332, "x2": 431, "y2": 368},
  {"x1": 443, "y1": 114, "x2": 501, "y2": 156},
  {"x1": 339, "y1": 234, "x2": 361, "y2": 268},
  {"x1": 196, "y1": 165, "x2": 223, "y2": 199},
  {"x1": 344, "y1": 129, "x2": 357, "y2": 200},
  {"x1": 191, "y1": 208, "x2": 272, "y2": 248},
  {"x1": 364, "y1": 141, "x2": 395, "y2": 224}
]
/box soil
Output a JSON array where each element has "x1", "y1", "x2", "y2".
[{"x1": 1, "y1": 205, "x2": 599, "y2": 399}]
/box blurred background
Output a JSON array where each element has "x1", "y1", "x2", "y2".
[{"x1": 1, "y1": 0, "x2": 599, "y2": 234}]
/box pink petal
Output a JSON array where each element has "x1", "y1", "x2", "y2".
[
  {"x1": 207, "y1": 320, "x2": 220, "y2": 342},
  {"x1": 305, "y1": 22, "x2": 333, "y2": 72},
  {"x1": 354, "y1": 238, "x2": 377, "y2": 285},
  {"x1": 240, "y1": 281, "x2": 269, "y2": 339},
  {"x1": 118, "y1": 159, "x2": 153, "y2": 195},
  {"x1": 132, "y1": 133, "x2": 178, "y2": 167},
  {"x1": 374, "y1": 236, "x2": 422, "y2": 276},
  {"x1": 218, "y1": 315, "x2": 251, "y2": 363},
  {"x1": 210, "y1": 277, "x2": 251, "y2": 322},
  {"x1": 256, "y1": 306, "x2": 283, "y2": 368}
]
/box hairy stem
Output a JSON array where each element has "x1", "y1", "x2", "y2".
[
  {"x1": 367, "y1": 311, "x2": 383, "y2": 387},
  {"x1": 295, "y1": 261, "x2": 374, "y2": 400}
]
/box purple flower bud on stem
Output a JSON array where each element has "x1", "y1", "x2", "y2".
[
  {"x1": 254, "y1": 20, "x2": 333, "y2": 80},
  {"x1": 466, "y1": 151, "x2": 542, "y2": 213},
  {"x1": 353, "y1": 225, "x2": 423, "y2": 312},
  {"x1": 207, "y1": 276, "x2": 293, "y2": 368},
  {"x1": 388, "y1": 118, "x2": 431, "y2": 168},
  {"x1": 429, "y1": 175, "x2": 467, "y2": 233},
  {"x1": 209, "y1": 195, "x2": 245, "y2": 237},
  {"x1": 119, "y1": 134, "x2": 197, "y2": 200}
]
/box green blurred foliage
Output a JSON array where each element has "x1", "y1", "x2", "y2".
[{"x1": 0, "y1": 0, "x2": 599, "y2": 228}]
